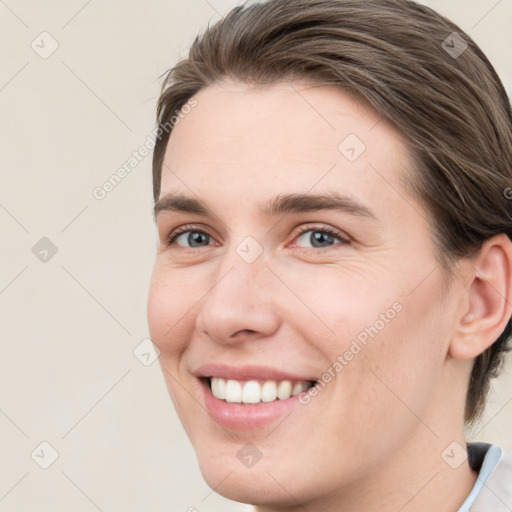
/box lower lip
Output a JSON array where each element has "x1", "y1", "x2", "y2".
[{"x1": 201, "y1": 379, "x2": 305, "y2": 430}]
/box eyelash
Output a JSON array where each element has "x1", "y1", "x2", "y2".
[{"x1": 164, "y1": 223, "x2": 351, "y2": 252}]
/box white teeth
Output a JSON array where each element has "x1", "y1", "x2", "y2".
[
  {"x1": 225, "y1": 379, "x2": 242, "y2": 403},
  {"x1": 277, "y1": 380, "x2": 292, "y2": 400},
  {"x1": 261, "y1": 381, "x2": 277, "y2": 402},
  {"x1": 209, "y1": 377, "x2": 312, "y2": 404},
  {"x1": 211, "y1": 376, "x2": 226, "y2": 399},
  {"x1": 292, "y1": 381, "x2": 309, "y2": 396},
  {"x1": 241, "y1": 380, "x2": 261, "y2": 404}
]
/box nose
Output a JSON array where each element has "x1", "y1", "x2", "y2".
[{"x1": 195, "y1": 253, "x2": 281, "y2": 345}]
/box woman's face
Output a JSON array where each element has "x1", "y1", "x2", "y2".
[{"x1": 147, "y1": 80, "x2": 466, "y2": 507}]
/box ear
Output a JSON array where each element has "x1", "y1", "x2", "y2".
[{"x1": 449, "y1": 234, "x2": 512, "y2": 360}]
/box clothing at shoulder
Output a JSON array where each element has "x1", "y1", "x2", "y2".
[{"x1": 457, "y1": 442, "x2": 512, "y2": 512}]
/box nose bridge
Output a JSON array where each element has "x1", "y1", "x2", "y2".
[
  {"x1": 212, "y1": 230, "x2": 272, "y2": 299},
  {"x1": 195, "y1": 243, "x2": 280, "y2": 343}
]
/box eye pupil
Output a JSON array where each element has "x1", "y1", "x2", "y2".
[
  {"x1": 311, "y1": 231, "x2": 335, "y2": 247},
  {"x1": 189, "y1": 232, "x2": 209, "y2": 247}
]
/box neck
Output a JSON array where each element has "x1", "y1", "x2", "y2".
[{"x1": 254, "y1": 424, "x2": 477, "y2": 512}]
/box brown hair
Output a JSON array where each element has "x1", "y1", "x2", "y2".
[{"x1": 152, "y1": 0, "x2": 512, "y2": 424}]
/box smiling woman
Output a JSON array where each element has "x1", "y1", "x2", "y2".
[{"x1": 146, "y1": 0, "x2": 512, "y2": 511}]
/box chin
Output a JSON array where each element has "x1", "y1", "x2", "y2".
[
  {"x1": 192, "y1": 439, "x2": 327, "y2": 509},
  {"x1": 198, "y1": 460, "x2": 301, "y2": 507}
]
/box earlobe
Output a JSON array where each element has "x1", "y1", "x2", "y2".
[{"x1": 449, "y1": 234, "x2": 512, "y2": 360}]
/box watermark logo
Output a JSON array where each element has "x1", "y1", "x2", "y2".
[
  {"x1": 442, "y1": 32, "x2": 468, "y2": 59},
  {"x1": 31, "y1": 32, "x2": 59, "y2": 59},
  {"x1": 31, "y1": 441, "x2": 59, "y2": 469},
  {"x1": 133, "y1": 338, "x2": 160, "y2": 366},
  {"x1": 236, "y1": 236, "x2": 263, "y2": 264},
  {"x1": 237, "y1": 443, "x2": 263, "y2": 468},
  {"x1": 441, "y1": 441, "x2": 467, "y2": 469},
  {"x1": 32, "y1": 237, "x2": 58, "y2": 263},
  {"x1": 338, "y1": 133, "x2": 366, "y2": 162}
]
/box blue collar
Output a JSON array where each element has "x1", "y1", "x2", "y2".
[{"x1": 457, "y1": 443, "x2": 502, "y2": 512}]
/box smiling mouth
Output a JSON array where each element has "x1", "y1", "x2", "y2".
[{"x1": 205, "y1": 377, "x2": 317, "y2": 404}]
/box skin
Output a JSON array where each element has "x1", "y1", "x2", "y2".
[{"x1": 147, "y1": 80, "x2": 512, "y2": 511}]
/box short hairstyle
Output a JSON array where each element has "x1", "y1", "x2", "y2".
[{"x1": 152, "y1": 0, "x2": 512, "y2": 424}]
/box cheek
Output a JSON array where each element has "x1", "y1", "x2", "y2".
[
  {"x1": 147, "y1": 266, "x2": 202, "y2": 429},
  {"x1": 276, "y1": 263, "x2": 402, "y2": 347},
  {"x1": 335, "y1": 278, "x2": 450, "y2": 433},
  {"x1": 296, "y1": 263, "x2": 449, "y2": 420},
  {"x1": 147, "y1": 264, "x2": 195, "y2": 357}
]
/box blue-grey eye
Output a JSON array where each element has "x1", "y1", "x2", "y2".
[
  {"x1": 296, "y1": 229, "x2": 339, "y2": 248},
  {"x1": 175, "y1": 231, "x2": 211, "y2": 247}
]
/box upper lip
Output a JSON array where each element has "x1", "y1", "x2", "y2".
[{"x1": 195, "y1": 363, "x2": 317, "y2": 382}]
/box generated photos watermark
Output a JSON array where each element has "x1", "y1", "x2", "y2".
[
  {"x1": 92, "y1": 97, "x2": 198, "y2": 200},
  {"x1": 298, "y1": 301, "x2": 403, "y2": 404}
]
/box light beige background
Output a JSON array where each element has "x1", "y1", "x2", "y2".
[{"x1": 0, "y1": 1, "x2": 510, "y2": 511}]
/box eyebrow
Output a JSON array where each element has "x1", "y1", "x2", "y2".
[{"x1": 153, "y1": 191, "x2": 377, "y2": 222}]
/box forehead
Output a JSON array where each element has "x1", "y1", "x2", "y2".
[{"x1": 161, "y1": 80, "x2": 419, "y2": 221}]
